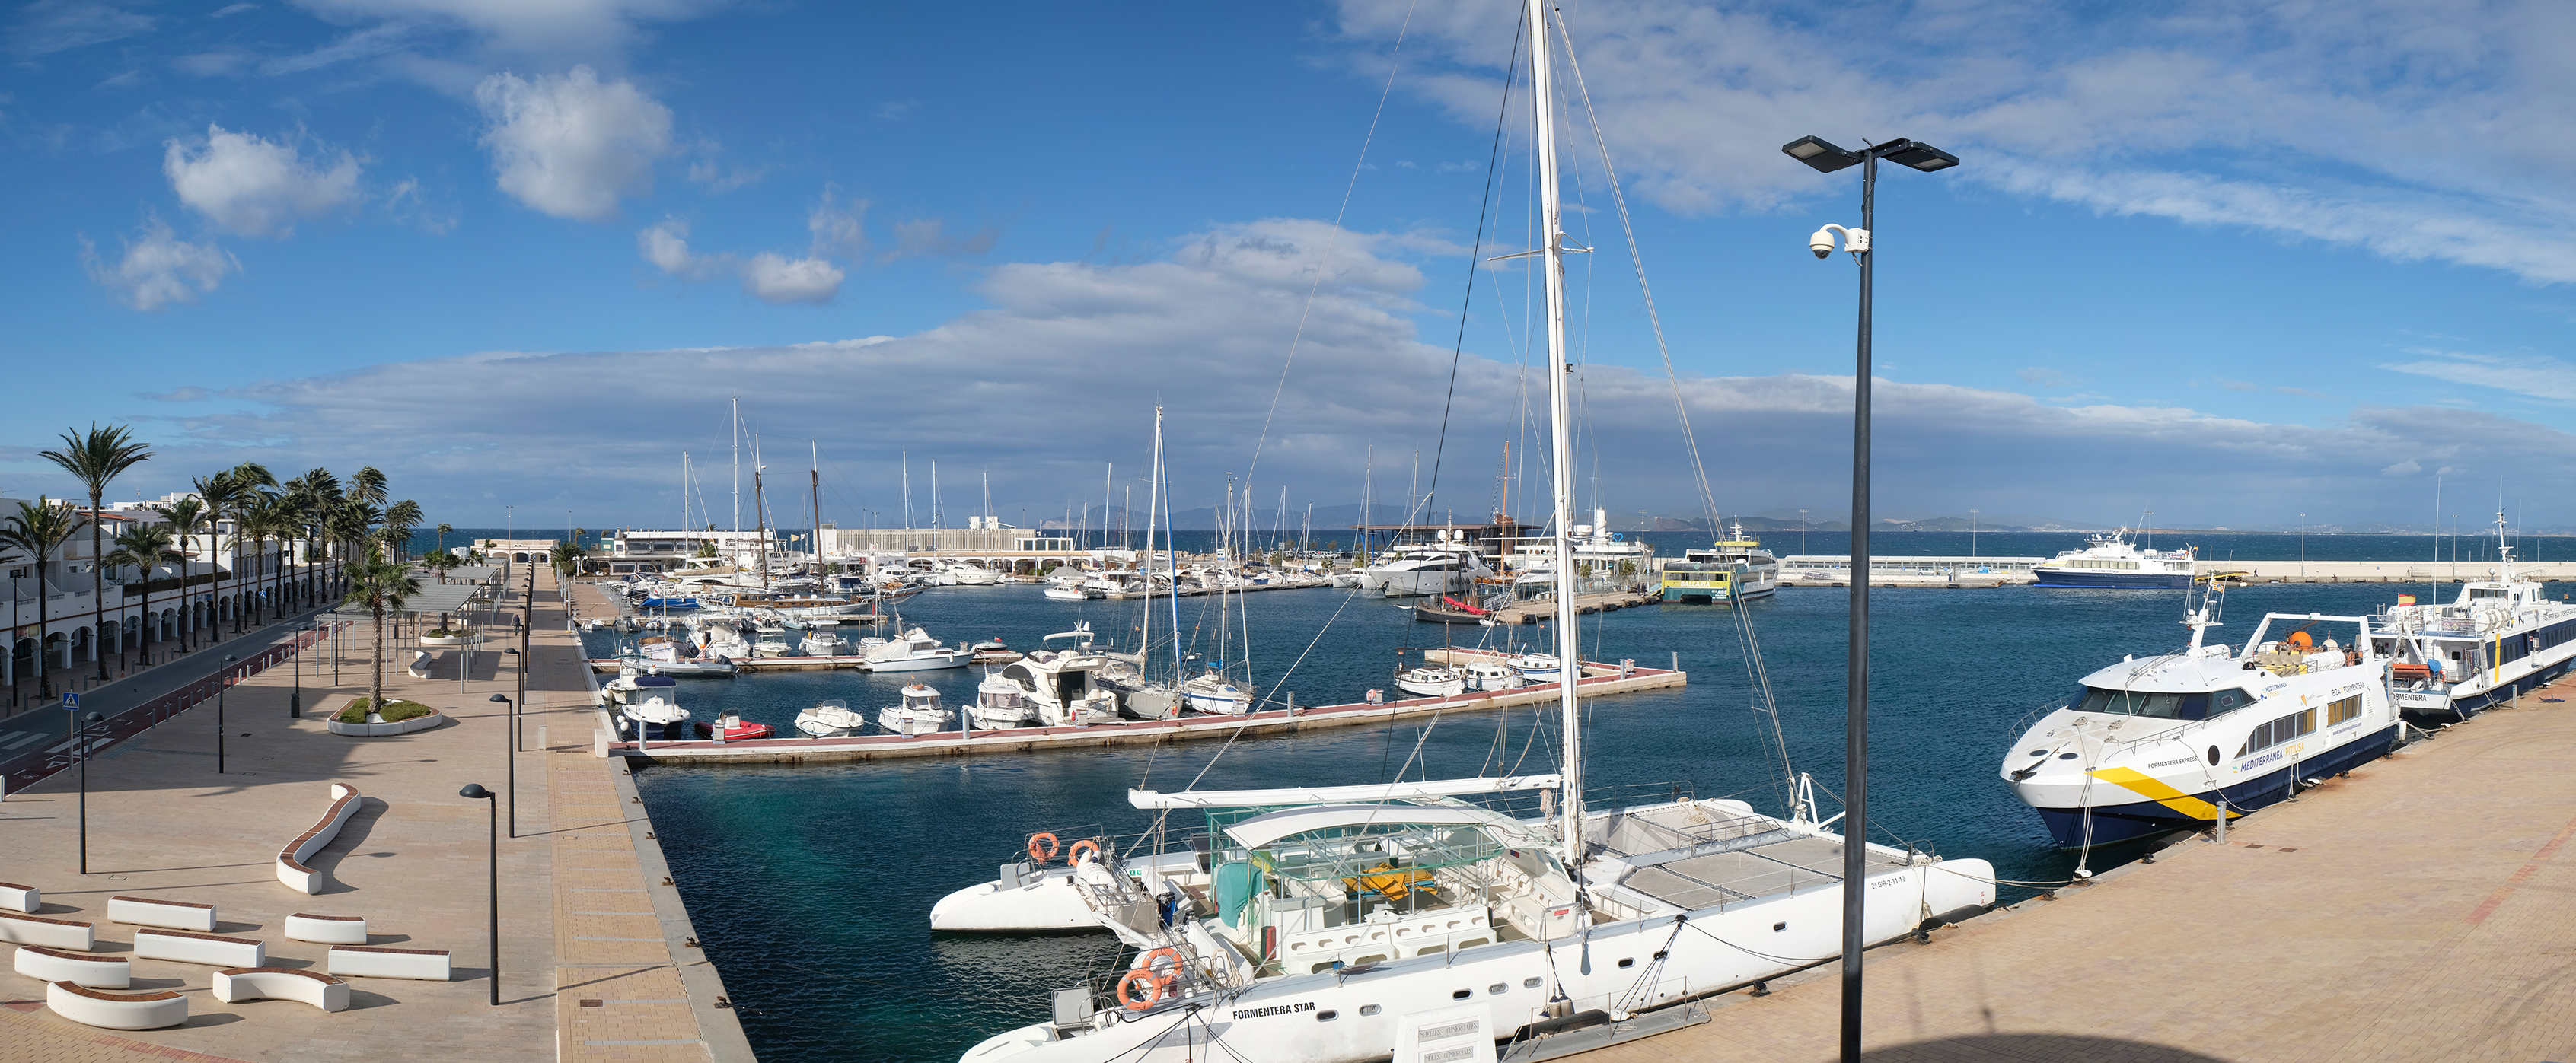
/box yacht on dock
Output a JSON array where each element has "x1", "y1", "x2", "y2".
[
  {"x1": 615, "y1": 676, "x2": 691, "y2": 741},
  {"x1": 1363, "y1": 530, "x2": 1495, "y2": 598},
  {"x1": 1392, "y1": 661, "x2": 1466, "y2": 698},
  {"x1": 2031, "y1": 529, "x2": 2195, "y2": 588},
  {"x1": 2001, "y1": 588, "x2": 2402, "y2": 848},
  {"x1": 990, "y1": 628, "x2": 1121, "y2": 726},
  {"x1": 861, "y1": 625, "x2": 974, "y2": 672},
  {"x1": 879, "y1": 683, "x2": 954, "y2": 736},
  {"x1": 1657, "y1": 523, "x2": 1781, "y2": 603},
  {"x1": 2375, "y1": 514, "x2": 2576, "y2": 720},
  {"x1": 971, "y1": 670, "x2": 1039, "y2": 728},
  {"x1": 794, "y1": 699, "x2": 867, "y2": 738}
]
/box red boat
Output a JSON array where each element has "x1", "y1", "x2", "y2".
[{"x1": 693, "y1": 711, "x2": 774, "y2": 740}]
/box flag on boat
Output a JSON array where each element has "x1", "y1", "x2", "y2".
[{"x1": 2397, "y1": 594, "x2": 2416, "y2": 605}]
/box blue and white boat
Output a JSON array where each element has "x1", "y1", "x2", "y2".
[
  {"x1": 2031, "y1": 529, "x2": 2193, "y2": 588},
  {"x1": 2001, "y1": 593, "x2": 2400, "y2": 848},
  {"x1": 2377, "y1": 514, "x2": 2576, "y2": 720}
]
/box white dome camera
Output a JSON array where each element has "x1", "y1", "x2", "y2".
[{"x1": 1809, "y1": 228, "x2": 1835, "y2": 259}]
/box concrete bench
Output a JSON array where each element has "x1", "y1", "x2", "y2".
[
  {"x1": 327, "y1": 944, "x2": 450, "y2": 981},
  {"x1": 0, "y1": 910, "x2": 94, "y2": 950},
  {"x1": 109, "y1": 896, "x2": 216, "y2": 932},
  {"x1": 46, "y1": 981, "x2": 187, "y2": 1030},
  {"x1": 213, "y1": 966, "x2": 349, "y2": 1012},
  {"x1": 285, "y1": 912, "x2": 368, "y2": 944},
  {"x1": 133, "y1": 928, "x2": 265, "y2": 968},
  {"x1": 276, "y1": 783, "x2": 364, "y2": 895},
  {"x1": 0, "y1": 881, "x2": 36, "y2": 913},
  {"x1": 407, "y1": 650, "x2": 432, "y2": 679},
  {"x1": 14, "y1": 946, "x2": 129, "y2": 988}
]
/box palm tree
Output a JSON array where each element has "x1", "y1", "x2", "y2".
[
  {"x1": 37, "y1": 424, "x2": 151, "y2": 683},
  {"x1": 381, "y1": 500, "x2": 423, "y2": 564},
  {"x1": 435, "y1": 522, "x2": 451, "y2": 559},
  {"x1": 0, "y1": 498, "x2": 90, "y2": 700},
  {"x1": 107, "y1": 524, "x2": 182, "y2": 668},
  {"x1": 340, "y1": 546, "x2": 420, "y2": 716},
  {"x1": 225, "y1": 463, "x2": 277, "y2": 632},
  {"x1": 550, "y1": 538, "x2": 589, "y2": 580},
  {"x1": 289, "y1": 468, "x2": 339, "y2": 602},
  {"x1": 241, "y1": 495, "x2": 287, "y2": 627},
  {"x1": 192, "y1": 472, "x2": 242, "y2": 639},
  {"x1": 151, "y1": 497, "x2": 211, "y2": 652}
]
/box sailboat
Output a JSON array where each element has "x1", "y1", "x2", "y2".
[
  {"x1": 1095, "y1": 408, "x2": 1188, "y2": 720},
  {"x1": 947, "y1": 8, "x2": 1995, "y2": 1061}
]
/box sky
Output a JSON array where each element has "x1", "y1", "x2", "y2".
[{"x1": 8, "y1": 0, "x2": 2576, "y2": 533}]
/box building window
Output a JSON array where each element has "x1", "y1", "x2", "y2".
[
  {"x1": 2236, "y1": 708, "x2": 2318, "y2": 757},
  {"x1": 2326, "y1": 694, "x2": 2363, "y2": 726}
]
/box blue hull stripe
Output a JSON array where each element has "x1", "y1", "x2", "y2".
[
  {"x1": 2029, "y1": 725, "x2": 2398, "y2": 848},
  {"x1": 2031, "y1": 571, "x2": 2192, "y2": 589}
]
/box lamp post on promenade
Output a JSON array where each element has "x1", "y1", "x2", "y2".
[
  {"x1": 458, "y1": 782, "x2": 499, "y2": 1006},
  {"x1": 216, "y1": 654, "x2": 237, "y2": 773}
]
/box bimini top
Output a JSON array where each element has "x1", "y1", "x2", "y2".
[
  {"x1": 1130, "y1": 775, "x2": 1561, "y2": 810},
  {"x1": 1222, "y1": 804, "x2": 1510, "y2": 851}
]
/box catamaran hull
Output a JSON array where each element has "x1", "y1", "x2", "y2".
[
  {"x1": 2023, "y1": 724, "x2": 2399, "y2": 848},
  {"x1": 2031, "y1": 568, "x2": 2192, "y2": 589}
]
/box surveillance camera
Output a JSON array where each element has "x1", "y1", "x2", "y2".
[{"x1": 1809, "y1": 228, "x2": 1835, "y2": 258}]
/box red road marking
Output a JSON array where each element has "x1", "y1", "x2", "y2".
[{"x1": 2463, "y1": 810, "x2": 2576, "y2": 925}]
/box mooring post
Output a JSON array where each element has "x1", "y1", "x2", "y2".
[{"x1": 2214, "y1": 799, "x2": 2228, "y2": 844}]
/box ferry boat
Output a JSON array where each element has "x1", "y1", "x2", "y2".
[
  {"x1": 2030, "y1": 529, "x2": 2194, "y2": 588},
  {"x1": 1656, "y1": 523, "x2": 1780, "y2": 603},
  {"x1": 2374, "y1": 514, "x2": 2576, "y2": 720},
  {"x1": 2001, "y1": 593, "x2": 2401, "y2": 848}
]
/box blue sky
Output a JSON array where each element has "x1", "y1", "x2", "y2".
[{"x1": 7, "y1": 0, "x2": 2576, "y2": 533}]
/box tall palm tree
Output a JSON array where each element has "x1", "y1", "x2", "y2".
[
  {"x1": 435, "y1": 522, "x2": 452, "y2": 559},
  {"x1": 382, "y1": 500, "x2": 423, "y2": 564},
  {"x1": 343, "y1": 469, "x2": 387, "y2": 592},
  {"x1": 224, "y1": 463, "x2": 277, "y2": 632},
  {"x1": 340, "y1": 546, "x2": 419, "y2": 716},
  {"x1": 37, "y1": 424, "x2": 151, "y2": 683},
  {"x1": 0, "y1": 498, "x2": 90, "y2": 699},
  {"x1": 289, "y1": 468, "x2": 339, "y2": 602},
  {"x1": 151, "y1": 497, "x2": 210, "y2": 653},
  {"x1": 241, "y1": 495, "x2": 287, "y2": 627},
  {"x1": 107, "y1": 524, "x2": 182, "y2": 667},
  {"x1": 192, "y1": 472, "x2": 243, "y2": 641}
]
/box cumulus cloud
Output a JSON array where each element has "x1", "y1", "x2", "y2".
[
  {"x1": 129, "y1": 215, "x2": 2576, "y2": 527},
  {"x1": 885, "y1": 217, "x2": 999, "y2": 262},
  {"x1": 633, "y1": 189, "x2": 871, "y2": 303},
  {"x1": 636, "y1": 217, "x2": 711, "y2": 276},
  {"x1": 475, "y1": 65, "x2": 671, "y2": 222},
  {"x1": 163, "y1": 125, "x2": 363, "y2": 237},
  {"x1": 80, "y1": 215, "x2": 239, "y2": 310},
  {"x1": 739, "y1": 252, "x2": 843, "y2": 304}
]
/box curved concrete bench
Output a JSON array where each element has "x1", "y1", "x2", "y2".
[
  {"x1": 134, "y1": 928, "x2": 264, "y2": 968},
  {"x1": 15, "y1": 946, "x2": 129, "y2": 988},
  {"x1": 285, "y1": 913, "x2": 368, "y2": 944},
  {"x1": 277, "y1": 783, "x2": 363, "y2": 894},
  {"x1": 327, "y1": 944, "x2": 450, "y2": 980},
  {"x1": 213, "y1": 966, "x2": 349, "y2": 1012},
  {"x1": 46, "y1": 980, "x2": 187, "y2": 1030},
  {"x1": 0, "y1": 881, "x2": 36, "y2": 913},
  {"x1": 0, "y1": 910, "x2": 94, "y2": 950},
  {"x1": 406, "y1": 650, "x2": 432, "y2": 679},
  {"x1": 324, "y1": 711, "x2": 443, "y2": 737},
  {"x1": 109, "y1": 896, "x2": 215, "y2": 932}
]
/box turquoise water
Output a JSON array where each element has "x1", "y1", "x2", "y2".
[{"x1": 611, "y1": 533, "x2": 2553, "y2": 1061}]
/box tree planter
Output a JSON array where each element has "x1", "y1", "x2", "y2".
[
  {"x1": 418, "y1": 632, "x2": 481, "y2": 647},
  {"x1": 327, "y1": 711, "x2": 445, "y2": 737}
]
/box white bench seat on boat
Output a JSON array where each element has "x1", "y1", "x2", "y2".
[
  {"x1": 0, "y1": 881, "x2": 37, "y2": 913},
  {"x1": 277, "y1": 784, "x2": 363, "y2": 895},
  {"x1": 285, "y1": 912, "x2": 368, "y2": 944},
  {"x1": 46, "y1": 980, "x2": 187, "y2": 1030},
  {"x1": 108, "y1": 896, "x2": 216, "y2": 932},
  {"x1": 213, "y1": 966, "x2": 349, "y2": 1012},
  {"x1": 0, "y1": 910, "x2": 94, "y2": 950},
  {"x1": 14, "y1": 946, "x2": 129, "y2": 988},
  {"x1": 327, "y1": 944, "x2": 450, "y2": 980},
  {"x1": 133, "y1": 928, "x2": 265, "y2": 968}
]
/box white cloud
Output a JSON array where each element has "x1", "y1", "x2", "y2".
[
  {"x1": 2382, "y1": 348, "x2": 2576, "y2": 404},
  {"x1": 163, "y1": 124, "x2": 362, "y2": 237},
  {"x1": 474, "y1": 65, "x2": 671, "y2": 222},
  {"x1": 807, "y1": 189, "x2": 866, "y2": 258},
  {"x1": 636, "y1": 216, "x2": 721, "y2": 278},
  {"x1": 2382, "y1": 460, "x2": 2421, "y2": 476},
  {"x1": 289, "y1": 0, "x2": 724, "y2": 63},
  {"x1": 80, "y1": 215, "x2": 239, "y2": 311},
  {"x1": 739, "y1": 253, "x2": 843, "y2": 304},
  {"x1": 9, "y1": 1, "x2": 155, "y2": 59}
]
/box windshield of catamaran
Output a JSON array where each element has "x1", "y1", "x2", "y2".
[{"x1": 2071, "y1": 686, "x2": 2255, "y2": 720}]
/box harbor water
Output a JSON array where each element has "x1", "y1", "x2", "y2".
[{"x1": 590, "y1": 532, "x2": 2562, "y2": 1061}]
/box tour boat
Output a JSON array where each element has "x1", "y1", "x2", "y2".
[
  {"x1": 2031, "y1": 529, "x2": 2195, "y2": 588},
  {"x1": 2376, "y1": 514, "x2": 2576, "y2": 720},
  {"x1": 1658, "y1": 522, "x2": 1781, "y2": 603}
]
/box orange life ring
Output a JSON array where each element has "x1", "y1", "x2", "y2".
[
  {"x1": 1139, "y1": 947, "x2": 1184, "y2": 980},
  {"x1": 1027, "y1": 832, "x2": 1060, "y2": 864},
  {"x1": 1116, "y1": 968, "x2": 1169, "y2": 1011},
  {"x1": 1067, "y1": 839, "x2": 1103, "y2": 864}
]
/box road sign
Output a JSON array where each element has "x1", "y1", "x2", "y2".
[{"x1": 61, "y1": 692, "x2": 78, "y2": 710}]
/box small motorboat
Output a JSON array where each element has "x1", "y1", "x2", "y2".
[
  {"x1": 617, "y1": 678, "x2": 690, "y2": 740},
  {"x1": 753, "y1": 625, "x2": 795, "y2": 657},
  {"x1": 970, "y1": 670, "x2": 1034, "y2": 729},
  {"x1": 1461, "y1": 660, "x2": 1522, "y2": 691},
  {"x1": 879, "y1": 683, "x2": 953, "y2": 736},
  {"x1": 793, "y1": 699, "x2": 866, "y2": 738},
  {"x1": 1394, "y1": 665, "x2": 1467, "y2": 699},
  {"x1": 1041, "y1": 583, "x2": 1097, "y2": 601},
  {"x1": 693, "y1": 711, "x2": 773, "y2": 740},
  {"x1": 800, "y1": 623, "x2": 850, "y2": 657},
  {"x1": 1514, "y1": 653, "x2": 1563, "y2": 683}
]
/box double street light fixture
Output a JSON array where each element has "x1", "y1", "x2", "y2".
[{"x1": 1781, "y1": 132, "x2": 1959, "y2": 1063}]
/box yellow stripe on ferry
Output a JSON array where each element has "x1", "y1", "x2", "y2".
[{"x1": 2086, "y1": 766, "x2": 2242, "y2": 822}]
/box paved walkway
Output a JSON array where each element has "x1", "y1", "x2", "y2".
[
  {"x1": 1574, "y1": 692, "x2": 2576, "y2": 1063},
  {"x1": 0, "y1": 567, "x2": 749, "y2": 1062}
]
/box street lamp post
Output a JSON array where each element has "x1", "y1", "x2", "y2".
[
  {"x1": 492, "y1": 689, "x2": 516, "y2": 839},
  {"x1": 77, "y1": 710, "x2": 101, "y2": 874},
  {"x1": 458, "y1": 783, "x2": 499, "y2": 1006},
  {"x1": 216, "y1": 654, "x2": 238, "y2": 774},
  {"x1": 1784, "y1": 132, "x2": 1959, "y2": 1063},
  {"x1": 292, "y1": 624, "x2": 310, "y2": 719}
]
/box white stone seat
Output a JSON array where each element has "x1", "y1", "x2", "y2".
[
  {"x1": 133, "y1": 928, "x2": 265, "y2": 968},
  {"x1": 45, "y1": 980, "x2": 187, "y2": 1030},
  {"x1": 14, "y1": 946, "x2": 129, "y2": 988},
  {"x1": 0, "y1": 881, "x2": 37, "y2": 913},
  {"x1": 285, "y1": 912, "x2": 368, "y2": 944},
  {"x1": 107, "y1": 896, "x2": 216, "y2": 932},
  {"x1": 326, "y1": 944, "x2": 450, "y2": 980},
  {"x1": 0, "y1": 910, "x2": 94, "y2": 950},
  {"x1": 212, "y1": 966, "x2": 349, "y2": 1012},
  {"x1": 276, "y1": 784, "x2": 363, "y2": 895}
]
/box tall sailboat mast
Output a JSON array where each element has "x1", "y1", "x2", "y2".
[
  {"x1": 731, "y1": 398, "x2": 741, "y2": 543},
  {"x1": 1529, "y1": 0, "x2": 1586, "y2": 866},
  {"x1": 811, "y1": 441, "x2": 823, "y2": 573}
]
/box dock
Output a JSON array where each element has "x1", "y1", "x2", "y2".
[
  {"x1": 1774, "y1": 555, "x2": 2576, "y2": 587},
  {"x1": 1478, "y1": 589, "x2": 1659, "y2": 625},
  {"x1": 599, "y1": 648, "x2": 1685, "y2": 765},
  {"x1": 1548, "y1": 689, "x2": 2576, "y2": 1063}
]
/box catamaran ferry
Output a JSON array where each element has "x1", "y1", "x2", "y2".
[
  {"x1": 2001, "y1": 593, "x2": 2401, "y2": 848},
  {"x1": 2374, "y1": 515, "x2": 2576, "y2": 720},
  {"x1": 1656, "y1": 523, "x2": 1780, "y2": 603},
  {"x1": 2031, "y1": 529, "x2": 2195, "y2": 588}
]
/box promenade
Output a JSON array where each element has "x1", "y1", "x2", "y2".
[
  {"x1": 1568, "y1": 691, "x2": 2576, "y2": 1062},
  {"x1": 0, "y1": 568, "x2": 749, "y2": 1062}
]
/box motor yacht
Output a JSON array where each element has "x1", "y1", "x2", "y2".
[
  {"x1": 794, "y1": 699, "x2": 867, "y2": 737},
  {"x1": 879, "y1": 683, "x2": 953, "y2": 736},
  {"x1": 971, "y1": 670, "x2": 1038, "y2": 729},
  {"x1": 862, "y1": 625, "x2": 974, "y2": 672}
]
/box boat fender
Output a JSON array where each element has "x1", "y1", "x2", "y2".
[
  {"x1": 1115, "y1": 968, "x2": 1169, "y2": 1011},
  {"x1": 1068, "y1": 839, "x2": 1103, "y2": 864},
  {"x1": 1028, "y1": 832, "x2": 1060, "y2": 864}
]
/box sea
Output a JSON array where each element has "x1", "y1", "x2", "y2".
[{"x1": 537, "y1": 529, "x2": 2561, "y2": 1061}]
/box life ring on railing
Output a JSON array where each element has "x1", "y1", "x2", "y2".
[
  {"x1": 1027, "y1": 832, "x2": 1060, "y2": 864},
  {"x1": 1138, "y1": 947, "x2": 1183, "y2": 980},
  {"x1": 1116, "y1": 968, "x2": 1170, "y2": 1011},
  {"x1": 1067, "y1": 839, "x2": 1103, "y2": 864}
]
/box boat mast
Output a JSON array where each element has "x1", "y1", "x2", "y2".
[
  {"x1": 933, "y1": 460, "x2": 941, "y2": 552},
  {"x1": 681, "y1": 451, "x2": 691, "y2": 559},
  {"x1": 1529, "y1": 0, "x2": 1586, "y2": 867},
  {"x1": 811, "y1": 441, "x2": 823, "y2": 575},
  {"x1": 1104, "y1": 463, "x2": 1114, "y2": 554},
  {"x1": 731, "y1": 398, "x2": 741, "y2": 549},
  {"x1": 753, "y1": 434, "x2": 770, "y2": 593}
]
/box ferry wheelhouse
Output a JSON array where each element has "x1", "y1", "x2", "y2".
[
  {"x1": 2031, "y1": 529, "x2": 2194, "y2": 589},
  {"x1": 1657, "y1": 523, "x2": 1779, "y2": 603}
]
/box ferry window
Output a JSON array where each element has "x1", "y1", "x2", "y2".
[
  {"x1": 1316, "y1": 1010, "x2": 1338, "y2": 1021},
  {"x1": 2326, "y1": 695, "x2": 2363, "y2": 726},
  {"x1": 2077, "y1": 688, "x2": 2185, "y2": 718},
  {"x1": 1523, "y1": 977, "x2": 1544, "y2": 988},
  {"x1": 2235, "y1": 708, "x2": 2319, "y2": 757},
  {"x1": 2208, "y1": 689, "x2": 2253, "y2": 716},
  {"x1": 1360, "y1": 1004, "x2": 1381, "y2": 1016}
]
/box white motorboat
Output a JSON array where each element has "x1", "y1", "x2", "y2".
[
  {"x1": 1178, "y1": 669, "x2": 1255, "y2": 715},
  {"x1": 799, "y1": 622, "x2": 850, "y2": 657},
  {"x1": 794, "y1": 699, "x2": 867, "y2": 738},
  {"x1": 1363, "y1": 530, "x2": 1495, "y2": 598},
  {"x1": 636, "y1": 635, "x2": 679, "y2": 663},
  {"x1": 1096, "y1": 655, "x2": 1182, "y2": 719},
  {"x1": 615, "y1": 676, "x2": 690, "y2": 741},
  {"x1": 2004, "y1": 588, "x2": 2403, "y2": 848},
  {"x1": 2377, "y1": 514, "x2": 2576, "y2": 720},
  {"x1": 1392, "y1": 664, "x2": 1466, "y2": 698},
  {"x1": 971, "y1": 670, "x2": 1038, "y2": 728},
  {"x1": 752, "y1": 625, "x2": 795, "y2": 657},
  {"x1": 878, "y1": 683, "x2": 953, "y2": 736},
  {"x1": 1461, "y1": 660, "x2": 1522, "y2": 691},
  {"x1": 1041, "y1": 573, "x2": 1099, "y2": 601},
  {"x1": 862, "y1": 625, "x2": 973, "y2": 672},
  {"x1": 1514, "y1": 652, "x2": 1563, "y2": 683},
  {"x1": 990, "y1": 627, "x2": 1120, "y2": 725},
  {"x1": 699, "y1": 621, "x2": 751, "y2": 660},
  {"x1": 946, "y1": 563, "x2": 1005, "y2": 587}
]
